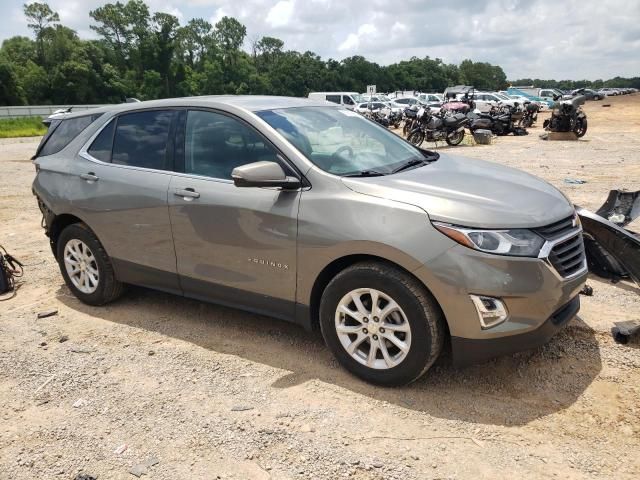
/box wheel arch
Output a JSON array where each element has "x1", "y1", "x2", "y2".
[
  {"x1": 48, "y1": 213, "x2": 87, "y2": 255},
  {"x1": 306, "y1": 254, "x2": 448, "y2": 337}
]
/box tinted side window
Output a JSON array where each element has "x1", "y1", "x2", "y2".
[
  {"x1": 112, "y1": 110, "x2": 173, "y2": 170},
  {"x1": 87, "y1": 120, "x2": 115, "y2": 162},
  {"x1": 39, "y1": 114, "x2": 101, "y2": 157},
  {"x1": 326, "y1": 95, "x2": 341, "y2": 104},
  {"x1": 184, "y1": 110, "x2": 279, "y2": 180},
  {"x1": 342, "y1": 95, "x2": 354, "y2": 105}
]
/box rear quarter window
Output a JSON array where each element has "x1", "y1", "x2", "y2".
[{"x1": 38, "y1": 113, "x2": 103, "y2": 157}]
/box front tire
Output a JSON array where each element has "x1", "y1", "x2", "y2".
[
  {"x1": 319, "y1": 262, "x2": 445, "y2": 386},
  {"x1": 56, "y1": 223, "x2": 124, "y2": 306},
  {"x1": 574, "y1": 117, "x2": 588, "y2": 137},
  {"x1": 407, "y1": 130, "x2": 425, "y2": 147}
]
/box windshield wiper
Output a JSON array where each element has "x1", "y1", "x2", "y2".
[
  {"x1": 391, "y1": 158, "x2": 428, "y2": 174},
  {"x1": 343, "y1": 170, "x2": 386, "y2": 177}
]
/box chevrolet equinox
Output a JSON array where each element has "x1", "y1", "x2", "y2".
[{"x1": 32, "y1": 96, "x2": 588, "y2": 386}]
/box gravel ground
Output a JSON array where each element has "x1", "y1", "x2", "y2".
[{"x1": 1, "y1": 94, "x2": 639, "y2": 480}]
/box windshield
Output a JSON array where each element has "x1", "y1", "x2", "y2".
[
  {"x1": 256, "y1": 106, "x2": 435, "y2": 176},
  {"x1": 494, "y1": 93, "x2": 510, "y2": 100}
]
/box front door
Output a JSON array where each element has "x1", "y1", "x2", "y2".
[{"x1": 168, "y1": 109, "x2": 301, "y2": 320}]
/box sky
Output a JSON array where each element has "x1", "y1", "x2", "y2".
[{"x1": 1, "y1": 0, "x2": 639, "y2": 80}]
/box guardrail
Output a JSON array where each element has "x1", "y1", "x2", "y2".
[{"x1": 0, "y1": 105, "x2": 107, "y2": 119}]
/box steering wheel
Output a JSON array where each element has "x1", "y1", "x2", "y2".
[
  {"x1": 325, "y1": 145, "x2": 355, "y2": 173},
  {"x1": 334, "y1": 145, "x2": 354, "y2": 159}
]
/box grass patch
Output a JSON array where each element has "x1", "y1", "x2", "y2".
[{"x1": 0, "y1": 116, "x2": 47, "y2": 138}]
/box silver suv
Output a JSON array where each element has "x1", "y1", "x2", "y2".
[{"x1": 32, "y1": 96, "x2": 587, "y2": 385}]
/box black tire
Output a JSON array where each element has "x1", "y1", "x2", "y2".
[
  {"x1": 520, "y1": 117, "x2": 533, "y2": 128},
  {"x1": 407, "y1": 130, "x2": 425, "y2": 147},
  {"x1": 319, "y1": 261, "x2": 446, "y2": 386},
  {"x1": 446, "y1": 129, "x2": 465, "y2": 146},
  {"x1": 56, "y1": 223, "x2": 124, "y2": 306},
  {"x1": 574, "y1": 117, "x2": 588, "y2": 137}
]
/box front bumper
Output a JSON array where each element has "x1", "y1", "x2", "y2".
[
  {"x1": 451, "y1": 295, "x2": 580, "y2": 366},
  {"x1": 412, "y1": 242, "x2": 587, "y2": 365}
]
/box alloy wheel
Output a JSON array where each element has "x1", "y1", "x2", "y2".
[
  {"x1": 335, "y1": 288, "x2": 412, "y2": 369},
  {"x1": 64, "y1": 239, "x2": 99, "y2": 294}
]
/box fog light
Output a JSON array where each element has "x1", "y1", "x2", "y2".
[{"x1": 469, "y1": 295, "x2": 508, "y2": 329}]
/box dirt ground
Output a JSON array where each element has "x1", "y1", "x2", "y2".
[{"x1": 1, "y1": 94, "x2": 639, "y2": 480}]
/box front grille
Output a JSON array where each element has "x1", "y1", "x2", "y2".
[
  {"x1": 548, "y1": 234, "x2": 586, "y2": 277},
  {"x1": 534, "y1": 215, "x2": 576, "y2": 239}
]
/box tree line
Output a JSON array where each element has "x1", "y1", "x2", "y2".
[{"x1": 0, "y1": 1, "x2": 638, "y2": 106}]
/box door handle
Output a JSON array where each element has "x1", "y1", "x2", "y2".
[
  {"x1": 80, "y1": 172, "x2": 99, "y2": 182},
  {"x1": 174, "y1": 187, "x2": 200, "y2": 199}
]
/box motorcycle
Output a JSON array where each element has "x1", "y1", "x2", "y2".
[
  {"x1": 543, "y1": 95, "x2": 588, "y2": 137},
  {"x1": 519, "y1": 102, "x2": 540, "y2": 128},
  {"x1": 407, "y1": 107, "x2": 468, "y2": 147},
  {"x1": 402, "y1": 105, "x2": 420, "y2": 136},
  {"x1": 468, "y1": 104, "x2": 526, "y2": 136}
]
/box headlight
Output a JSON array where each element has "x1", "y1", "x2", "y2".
[{"x1": 433, "y1": 222, "x2": 545, "y2": 257}]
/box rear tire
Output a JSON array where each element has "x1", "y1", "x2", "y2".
[
  {"x1": 446, "y1": 130, "x2": 465, "y2": 146},
  {"x1": 56, "y1": 223, "x2": 124, "y2": 306},
  {"x1": 319, "y1": 262, "x2": 445, "y2": 386}
]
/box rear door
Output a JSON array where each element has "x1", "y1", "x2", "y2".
[
  {"x1": 72, "y1": 109, "x2": 180, "y2": 293},
  {"x1": 168, "y1": 109, "x2": 301, "y2": 320}
]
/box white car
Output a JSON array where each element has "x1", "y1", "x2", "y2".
[
  {"x1": 354, "y1": 102, "x2": 389, "y2": 114},
  {"x1": 416, "y1": 93, "x2": 443, "y2": 104},
  {"x1": 466, "y1": 92, "x2": 516, "y2": 112},
  {"x1": 392, "y1": 97, "x2": 424, "y2": 107},
  {"x1": 383, "y1": 101, "x2": 405, "y2": 114},
  {"x1": 360, "y1": 94, "x2": 392, "y2": 103}
]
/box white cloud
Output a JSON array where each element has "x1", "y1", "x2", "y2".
[
  {"x1": 209, "y1": 7, "x2": 227, "y2": 25},
  {"x1": 338, "y1": 23, "x2": 376, "y2": 52},
  {"x1": 266, "y1": 0, "x2": 295, "y2": 28},
  {"x1": 1, "y1": 0, "x2": 639, "y2": 80}
]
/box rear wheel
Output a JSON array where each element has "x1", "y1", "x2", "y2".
[
  {"x1": 319, "y1": 262, "x2": 445, "y2": 386},
  {"x1": 446, "y1": 129, "x2": 465, "y2": 146},
  {"x1": 57, "y1": 223, "x2": 124, "y2": 305}
]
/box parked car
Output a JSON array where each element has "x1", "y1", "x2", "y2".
[
  {"x1": 392, "y1": 97, "x2": 424, "y2": 107},
  {"x1": 354, "y1": 101, "x2": 387, "y2": 114},
  {"x1": 570, "y1": 88, "x2": 603, "y2": 100},
  {"x1": 467, "y1": 92, "x2": 518, "y2": 112},
  {"x1": 32, "y1": 96, "x2": 587, "y2": 386},
  {"x1": 416, "y1": 93, "x2": 443, "y2": 104},
  {"x1": 500, "y1": 92, "x2": 546, "y2": 110},
  {"x1": 308, "y1": 92, "x2": 362, "y2": 109},
  {"x1": 360, "y1": 94, "x2": 392, "y2": 103}
]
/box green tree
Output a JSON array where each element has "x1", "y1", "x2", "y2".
[
  {"x1": 0, "y1": 61, "x2": 27, "y2": 105},
  {"x1": 214, "y1": 16, "x2": 246, "y2": 71},
  {"x1": 23, "y1": 2, "x2": 59, "y2": 63},
  {"x1": 178, "y1": 18, "x2": 212, "y2": 68}
]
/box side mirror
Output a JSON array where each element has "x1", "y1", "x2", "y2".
[{"x1": 231, "y1": 161, "x2": 301, "y2": 189}]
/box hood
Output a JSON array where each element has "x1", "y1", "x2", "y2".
[{"x1": 342, "y1": 154, "x2": 574, "y2": 229}]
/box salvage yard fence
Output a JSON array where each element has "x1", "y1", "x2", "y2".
[{"x1": 0, "y1": 105, "x2": 107, "y2": 120}]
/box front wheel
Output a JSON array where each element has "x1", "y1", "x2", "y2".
[
  {"x1": 446, "y1": 129, "x2": 465, "y2": 146},
  {"x1": 319, "y1": 262, "x2": 445, "y2": 386},
  {"x1": 574, "y1": 117, "x2": 588, "y2": 137},
  {"x1": 407, "y1": 130, "x2": 425, "y2": 147}
]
